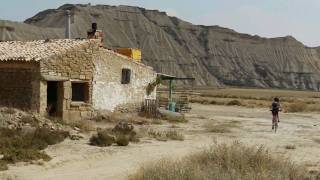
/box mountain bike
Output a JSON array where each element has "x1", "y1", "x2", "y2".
[{"x1": 271, "y1": 110, "x2": 281, "y2": 133}]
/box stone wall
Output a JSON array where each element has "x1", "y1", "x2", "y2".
[
  {"x1": 0, "y1": 62, "x2": 40, "y2": 111},
  {"x1": 92, "y1": 49, "x2": 157, "y2": 112},
  {"x1": 39, "y1": 42, "x2": 99, "y2": 121}
]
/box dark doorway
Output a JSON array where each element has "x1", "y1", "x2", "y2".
[{"x1": 47, "y1": 81, "x2": 63, "y2": 117}]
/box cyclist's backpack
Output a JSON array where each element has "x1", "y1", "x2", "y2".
[{"x1": 272, "y1": 102, "x2": 279, "y2": 111}]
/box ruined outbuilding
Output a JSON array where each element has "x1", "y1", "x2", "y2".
[{"x1": 0, "y1": 39, "x2": 156, "y2": 121}]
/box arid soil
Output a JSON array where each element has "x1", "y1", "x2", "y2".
[{"x1": 1, "y1": 104, "x2": 320, "y2": 180}]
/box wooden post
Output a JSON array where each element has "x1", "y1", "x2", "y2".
[{"x1": 169, "y1": 79, "x2": 173, "y2": 102}]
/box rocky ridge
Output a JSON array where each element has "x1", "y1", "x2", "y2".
[{"x1": 1, "y1": 4, "x2": 320, "y2": 90}]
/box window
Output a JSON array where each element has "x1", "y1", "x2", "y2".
[
  {"x1": 72, "y1": 82, "x2": 89, "y2": 102},
  {"x1": 121, "y1": 68, "x2": 131, "y2": 84}
]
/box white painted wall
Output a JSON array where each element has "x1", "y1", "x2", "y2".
[{"x1": 92, "y1": 49, "x2": 156, "y2": 111}]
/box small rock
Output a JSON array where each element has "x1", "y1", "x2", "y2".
[
  {"x1": 74, "y1": 127, "x2": 81, "y2": 131},
  {"x1": 70, "y1": 134, "x2": 84, "y2": 140},
  {"x1": 113, "y1": 120, "x2": 134, "y2": 134}
]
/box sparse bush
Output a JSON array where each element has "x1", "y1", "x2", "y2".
[
  {"x1": 148, "y1": 129, "x2": 184, "y2": 141},
  {"x1": 130, "y1": 142, "x2": 312, "y2": 180},
  {"x1": 206, "y1": 123, "x2": 231, "y2": 133},
  {"x1": 0, "y1": 127, "x2": 68, "y2": 171},
  {"x1": 209, "y1": 100, "x2": 217, "y2": 105},
  {"x1": 2, "y1": 108, "x2": 16, "y2": 114},
  {"x1": 285, "y1": 145, "x2": 296, "y2": 150},
  {"x1": 21, "y1": 115, "x2": 38, "y2": 126},
  {"x1": 227, "y1": 100, "x2": 242, "y2": 106},
  {"x1": 313, "y1": 138, "x2": 320, "y2": 144},
  {"x1": 2, "y1": 148, "x2": 51, "y2": 164},
  {"x1": 89, "y1": 130, "x2": 115, "y2": 147},
  {"x1": 204, "y1": 120, "x2": 241, "y2": 133},
  {"x1": 0, "y1": 161, "x2": 8, "y2": 171},
  {"x1": 151, "y1": 119, "x2": 162, "y2": 125},
  {"x1": 287, "y1": 102, "x2": 307, "y2": 113},
  {"x1": 148, "y1": 129, "x2": 167, "y2": 141},
  {"x1": 165, "y1": 130, "x2": 184, "y2": 141},
  {"x1": 69, "y1": 120, "x2": 95, "y2": 132},
  {"x1": 170, "y1": 124, "x2": 180, "y2": 129},
  {"x1": 115, "y1": 134, "x2": 130, "y2": 146},
  {"x1": 30, "y1": 127, "x2": 69, "y2": 149}
]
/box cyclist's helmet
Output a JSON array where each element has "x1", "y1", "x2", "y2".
[{"x1": 274, "y1": 97, "x2": 279, "y2": 102}]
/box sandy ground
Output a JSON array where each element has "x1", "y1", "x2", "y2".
[{"x1": 1, "y1": 104, "x2": 320, "y2": 180}]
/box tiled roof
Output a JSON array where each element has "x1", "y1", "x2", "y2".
[{"x1": 0, "y1": 39, "x2": 95, "y2": 61}]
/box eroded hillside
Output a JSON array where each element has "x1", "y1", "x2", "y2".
[{"x1": 1, "y1": 4, "x2": 320, "y2": 90}]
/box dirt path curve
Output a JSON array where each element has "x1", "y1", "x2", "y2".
[{"x1": 1, "y1": 104, "x2": 320, "y2": 180}]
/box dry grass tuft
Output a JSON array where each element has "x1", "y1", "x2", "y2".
[
  {"x1": 89, "y1": 129, "x2": 115, "y2": 147},
  {"x1": 206, "y1": 123, "x2": 231, "y2": 133},
  {"x1": 69, "y1": 120, "x2": 95, "y2": 133},
  {"x1": 286, "y1": 102, "x2": 307, "y2": 113},
  {"x1": 130, "y1": 142, "x2": 313, "y2": 180},
  {"x1": 148, "y1": 129, "x2": 184, "y2": 141},
  {"x1": 204, "y1": 120, "x2": 240, "y2": 134},
  {"x1": 115, "y1": 134, "x2": 130, "y2": 146},
  {"x1": 21, "y1": 115, "x2": 38, "y2": 126},
  {"x1": 0, "y1": 127, "x2": 68, "y2": 170},
  {"x1": 227, "y1": 100, "x2": 242, "y2": 106},
  {"x1": 313, "y1": 138, "x2": 320, "y2": 144},
  {"x1": 2, "y1": 108, "x2": 16, "y2": 114},
  {"x1": 170, "y1": 124, "x2": 180, "y2": 129},
  {"x1": 285, "y1": 145, "x2": 296, "y2": 150},
  {"x1": 151, "y1": 119, "x2": 163, "y2": 125}
]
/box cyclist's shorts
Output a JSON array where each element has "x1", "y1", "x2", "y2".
[{"x1": 272, "y1": 111, "x2": 278, "y2": 116}]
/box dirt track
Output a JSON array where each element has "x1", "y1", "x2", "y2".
[{"x1": 1, "y1": 104, "x2": 320, "y2": 180}]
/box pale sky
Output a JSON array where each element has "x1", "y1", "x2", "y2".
[{"x1": 0, "y1": 0, "x2": 319, "y2": 47}]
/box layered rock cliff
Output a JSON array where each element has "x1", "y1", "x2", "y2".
[{"x1": 1, "y1": 4, "x2": 320, "y2": 90}]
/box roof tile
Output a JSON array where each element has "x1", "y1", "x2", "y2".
[{"x1": 0, "y1": 39, "x2": 94, "y2": 62}]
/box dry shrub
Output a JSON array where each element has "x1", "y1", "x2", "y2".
[
  {"x1": 148, "y1": 129, "x2": 184, "y2": 141},
  {"x1": 151, "y1": 119, "x2": 163, "y2": 125},
  {"x1": 307, "y1": 105, "x2": 320, "y2": 112},
  {"x1": 128, "y1": 115, "x2": 152, "y2": 125},
  {"x1": 130, "y1": 142, "x2": 312, "y2": 180},
  {"x1": 286, "y1": 102, "x2": 307, "y2": 113},
  {"x1": 89, "y1": 130, "x2": 115, "y2": 147},
  {"x1": 115, "y1": 134, "x2": 130, "y2": 146},
  {"x1": 285, "y1": 145, "x2": 296, "y2": 150},
  {"x1": 313, "y1": 138, "x2": 320, "y2": 144},
  {"x1": 205, "y1": 123, "x2": 231, "y2": 133},
  {"x1": 91, "y1": 110, "x2": 127, "y2": 123},
  {"x1": 21, "y1": 115, "x2": 38, "y2": 126},
  {"x1": 2, "y1": 108, "x2": 16, "y2": 114},
  {"x1": 0, "y1": 127, "x2": 68, "y2": 170},
  {"x1": 227, "y1": 100, "x2": 242, "y2": 106},
  {"x1": 69, "y1": 120, "x2": 95, "y2": 132},
  {"x1": 165, "y1": 130, "x2": 184, "y2": 141},
  {"x1": 204, "y1": 120, "x2": 240, "y2": 133},
  {"x1": 170, "y1": 124, "x2": 180, "y2": 129}
]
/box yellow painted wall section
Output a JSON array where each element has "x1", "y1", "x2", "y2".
[{"x1": 115, "y1": 48, "x2": 141, "y2": 62}]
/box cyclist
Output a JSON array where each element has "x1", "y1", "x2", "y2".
[{"x1": 271, "y1": 97, "x2": 281, "y2": 130}]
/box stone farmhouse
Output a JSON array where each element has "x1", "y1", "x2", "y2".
[{"x1": 0, "y1": 38, "x2": 156, "y2": 121}]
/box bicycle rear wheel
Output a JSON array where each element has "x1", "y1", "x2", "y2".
[{"x1": 274, "y1": 122, "x2": 278, "y2": 133}]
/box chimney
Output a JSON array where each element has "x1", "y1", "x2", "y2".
[
  {"x1": 65, "y1": 10, "x2": 71, "y2": 39},
  {"x1": 87, "y1": 23, "x2": 104, "y2": 47}
]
